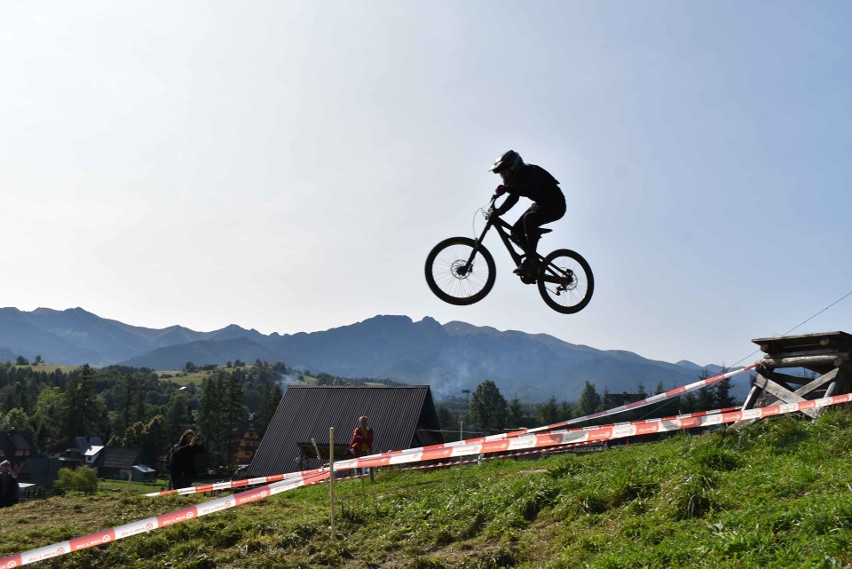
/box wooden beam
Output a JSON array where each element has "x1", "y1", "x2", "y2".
[
  {"x1": 761, "y1": 369, "x2": 815, "y2": 387},
  {"x1": 730, "y1": 373, "x2": 763, "y2": 430},
  {"x1": 762, "y1": 354, "x2": 845, "y2": 369},
  {"x1": 731, "y1": 383, "x2": 767, "y2": 430},
  {"x1": 753, "y1": 375, "x2": 820, "y2": 419},
  {"x1": 795, "y1": 368, "x2": 839, "y2": 398},
  {"x1": 741, "y1": 384, "x2": 762, "y2": 410},
  {"x1": 759, "y1": 369, "x2": 802, "y2": 390}
]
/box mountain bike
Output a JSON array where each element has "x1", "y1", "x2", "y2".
[{"x1": 425, "y1": 196, "x2": 594, "y2": 314}]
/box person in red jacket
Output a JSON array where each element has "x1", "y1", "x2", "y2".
[{"x1": 349, "y1": 416, "x2": 374, "y2": 481}]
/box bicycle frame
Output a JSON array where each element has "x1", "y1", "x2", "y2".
[
  {"x1": 462, "y1": 199, "x2": 538, "y2": 274},
  {"x1": 426, "y1": 196, "x2": 593, "y2": 313}
]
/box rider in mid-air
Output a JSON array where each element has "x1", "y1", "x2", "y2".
[{"x1": 489, "y1": 150, "x2": 566, "y2": 281}]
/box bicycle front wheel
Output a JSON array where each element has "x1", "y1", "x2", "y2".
[
  {"x1": 537, "y1": 249, "x2": 594, "y2": 314},
  {"x1": 425, "y1": 237, "x2": 496, "y2": 305}
]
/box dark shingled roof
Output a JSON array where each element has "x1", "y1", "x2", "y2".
[
  {"x1": 98, "y1": 447, "x2": 142, "y2": 469},
  {"x1": 247, "y1": 385, "x2": 444, "y2": 476}
]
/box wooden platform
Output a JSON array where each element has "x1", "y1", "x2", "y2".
[{"x1": 734, "y1": 331, "x2": 852, "y2": 426}]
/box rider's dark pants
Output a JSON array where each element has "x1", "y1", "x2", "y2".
[{"x1": 512, "y1": 201, "x2": 566, "y2": 260}]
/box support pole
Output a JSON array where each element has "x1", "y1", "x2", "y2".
[
  {"x1": 459, "y1": 418, "x2": 465, "y2": 468},
  {"x1": 329, "y1": 427, "x2": 335, "y2": 543}
]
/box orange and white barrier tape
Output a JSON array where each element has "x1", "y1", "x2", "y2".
[
  {"x1": 2, "y1": 391, "x2": 847, "y2": 566},
  {"x1": 144, "y1": 405, "x2": 742, "y2": 498},
  {"x1": 145, "y1": 471, "x2": 304, "y2": 497},
  {"x1": 353, "y1": 363, "x2": 758, "y2": 464},
  {"x1": 329, "y1": 364, "x2": 757, "y2": 471},
  {"x1": 343, "y1": 393, "x2": 849, "y2": 472},
  {"x1": 0, "y1": 468, "x2": 330, "y2": 568},
  {"x1": 147, "y1": 364, "x2": 756, "y2": 499}
]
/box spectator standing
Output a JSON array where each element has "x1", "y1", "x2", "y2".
[
  {"x1": 349, "y1": 416, "x2": 374, "y2": 481},
  {"x1": 0, "y1": 460, "x2": 19, "y2": 507},
  {"x1": 169, "y1": 429, "x2": 205, "y2": 490}
]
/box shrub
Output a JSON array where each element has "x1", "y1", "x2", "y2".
[{"x1": 54, "y1": 465, "x2": 99, "y2": 495}]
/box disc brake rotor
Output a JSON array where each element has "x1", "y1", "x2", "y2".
[{"x1": 451, "y1": 260, "x2": 471, "y2": 279}]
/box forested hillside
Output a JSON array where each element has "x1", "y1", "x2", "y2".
[
  {"x1": 2, "y1": 357, "x2": 740, "y2": 471},
  {"x1": 0, "y1": 360, "x2": 284, "y2": 470}
]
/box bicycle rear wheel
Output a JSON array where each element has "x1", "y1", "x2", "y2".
[
  {"x1": 425, "y1": 237, "x2": 496, "y2": 305},
  {"x1": 537, "y1": 249, "x2": 594, "y2": 314}
]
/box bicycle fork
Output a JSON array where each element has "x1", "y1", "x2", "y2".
[{"x1": 457, "y1": 240, "x2": 484, "y2": 277}]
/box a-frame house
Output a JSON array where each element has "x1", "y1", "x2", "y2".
[{"x1": 247, "y1": 385, "x2": 444, "y2": 476}]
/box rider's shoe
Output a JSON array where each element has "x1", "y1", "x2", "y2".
[
  {"x1": 521, "y1": 257, "x2": 540, "y2": 273},
  {"x1": 514, "y1": 258, "x2": 539, "y2": 283}
]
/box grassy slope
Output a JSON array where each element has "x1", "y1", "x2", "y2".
[{"x1": 2, "y1": 409, "x2": 851, "y2": 569}]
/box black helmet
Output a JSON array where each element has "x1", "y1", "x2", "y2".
[{"x1": 489, "y1": 150, "x2": 524, "y2": 173}]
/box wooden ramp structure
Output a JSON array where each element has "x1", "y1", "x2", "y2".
[{"x1": 735, "y1": 331, "x2": 852, "y2": 426}]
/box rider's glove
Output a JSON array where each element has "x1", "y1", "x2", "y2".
[{"x1": 494, "y1": 184, "x2": 507, "y2": 196}]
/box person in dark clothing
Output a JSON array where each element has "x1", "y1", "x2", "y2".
[
  {"x1": 349, "y1": 416, "x2": 374, "y2": 481},
  {"x1": 0, "y1": 460, "x2": 19, "y2": 507},
  {"x1": 490, "y1": 150, "x2": 566, "y2": 281},
  {"x1": 169, "y1": 429, "x2": 205, "y2": 490}
]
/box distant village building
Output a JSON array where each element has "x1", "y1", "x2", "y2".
[
  {"x1": 233, "y1": 423, "x2": 262, "y2": 466},
  {"x1": 96, "y1": 447, "x2": 144, "y2": 480},
  {"x1": 1, "y1": 429, "x2": 60, "y2": 491},
  {"x1": 0, "y1": 429, "x2": 35, "y2": 469},
  {"x1": 56, "y1": 438, "x2": 157, "y2": 481},
  {"x1": 59, "y1": 437, "x2": 104, "y2": 469},
  {"x1": 247, "y1": 386, "x2": 444, "y2": 477},
  {"x1": 130, "y1": 464, "x2": 158, "y2": 482}
]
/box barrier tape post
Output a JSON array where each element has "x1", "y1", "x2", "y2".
[{"x1": 329, "y1": 427, "x2": 335, "y2": 544}]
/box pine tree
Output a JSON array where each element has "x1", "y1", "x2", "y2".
[
  {"x1": 223, "y1": 371, "x2": 247, "y2": 469},
  {"x1": 257, "y1": 382, "x2": 283, "y2": 437},
  {"x1": 537, "y1": 396, "x2": 560, "y2": 425},
  {"x1": 507, "y1": 397, "x2": 525, "y2": 428},
  {"x1": 198, "y1": 370, "x2": 247, "y2": 469},
  {"x1": 469, "y1": 380, "x2": 508, "y2": 433},
  {"x1": 62, "y1": 364, "x2": 104, "y2": 441},
  {"x1": 198, "y1": 373, "x2": 226, "y2": 466},
  {"x1": 715, "y1": 367, "x2": 737, "y2": 408},
  {"x1": 164, "y1": 392, "x2": 191, "y2": 442},
  {"x1": 116, "y1": 374, "x2": 145, "y2": 433},
  {"x1": 695, "y1": 368, "x2": 716, "y2": 412},
  {"x1": 574, "y1": 381, "x2": 602, "y2": 418},
  {"x1": 33, "y1": 386, "x2": 64, "y2": 448},
  {"x1": 678, "y1": 391, "x2": 698, "y2": 414}
]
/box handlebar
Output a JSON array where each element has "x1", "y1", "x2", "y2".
[{"x1": 484, "y1": 194, "x2": 500, "y2": 221}]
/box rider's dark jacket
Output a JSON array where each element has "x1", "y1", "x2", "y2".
[{"x1": 494, "y1": 164, "x2": 565, "y2": 216}]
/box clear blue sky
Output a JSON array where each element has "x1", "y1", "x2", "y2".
[{"x1": 2, "y1": 1, "x2": 851, "y2": 368}]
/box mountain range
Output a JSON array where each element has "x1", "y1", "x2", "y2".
[{"x1": 0, "y1": 307, "x2": 740, "y2": 402}]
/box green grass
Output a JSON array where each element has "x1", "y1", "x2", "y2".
[
  {"x1": 155, "y1": 369, "x2": 213, "y2": 388},
  {"x1": 97, "y1": 478, "x2": 170, "y2": 494},
  {"x1": 5, "y1": 362, "x2": 78, "y2": 374},
  {"x1": 2, "y1": 409, "x2": 852, "y2": 568}
]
